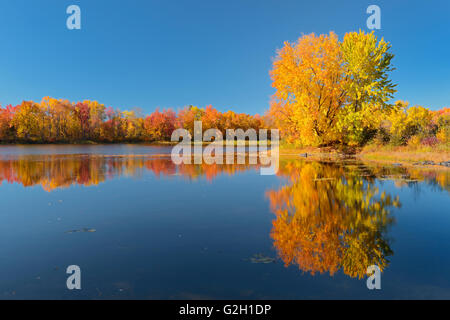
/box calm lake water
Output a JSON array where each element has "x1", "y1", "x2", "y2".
[{"x1": 0, "y1": 145, "x2": 449, "y2": 299}]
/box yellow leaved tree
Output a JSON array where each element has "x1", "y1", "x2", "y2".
[
  {"x1": 269, "y1": 30, "x2": 397, "y2": 147},
  {"x1": 337, "y1": 30, "x2": 396, "y2": 145}
]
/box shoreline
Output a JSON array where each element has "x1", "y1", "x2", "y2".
[
  {"x1": 0, "y1": 143, "x2": 448, "y2": 169},
  {"x1": 278, "y1": 146, "x2": 450, "y2": 168}
]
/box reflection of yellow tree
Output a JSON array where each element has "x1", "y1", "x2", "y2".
[{"x1": 267, "y1": 160, "x2": 400, "y2": 279}]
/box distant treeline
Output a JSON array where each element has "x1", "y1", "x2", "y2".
[
  {"x1": 0, "y1": 98, "x2": 266, "y2": 143},
  {"x1": 0, "y1": 97, "x2": 448, "y2": 149}
]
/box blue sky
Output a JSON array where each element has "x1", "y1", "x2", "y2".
[{"x1": 0, "y1": 0, "x2": 448, "y2": 114}]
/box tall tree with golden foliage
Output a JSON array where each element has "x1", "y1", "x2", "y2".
[
  {"x1": 269, "y1": 30, "x2": 397, "y2": 147},
  {"x1": 269, "y1": 32, "x2": 348, "y2": 146}
]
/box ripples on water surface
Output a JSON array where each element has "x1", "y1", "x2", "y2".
[{"x1": 0, "y1": 145, "x2": 449, "y2": 299}]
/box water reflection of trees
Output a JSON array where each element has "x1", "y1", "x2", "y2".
[
  {"x1": 0, "y1": 155, "x2": 448, "y2": 277},
  {"x1": 0, "y1": 155, "x2": 258, "y2": 191},
  {"x1": 0, "y1": 155, "x2": 446, "y2": 194},
  {"x1": 267, "y1": 160, "x2": 448, "y2": 279},
  {"x1": 266, "y1": 160, "x2": 402, "y2": 279}
]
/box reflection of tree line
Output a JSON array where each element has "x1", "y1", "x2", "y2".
[
  {"x1": 0, "y1": 155, "x2": 259, "y2": 191},
  {"x1": 267, "y1": 160, "x2": 448, "y2": 279},
  {"x1": 0, "y1": 156, "x2": 447, "y2": 279}
]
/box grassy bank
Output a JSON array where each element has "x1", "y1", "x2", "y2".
[
  {"x1": 357, "y1": 144, "x2": 449, "y2": 164},
  {"x1": 279, "y1": 143, "x2": 449, "y2": 166}
]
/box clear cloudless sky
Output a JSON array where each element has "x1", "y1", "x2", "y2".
[{"x1": 0, "y1": 0, "x2": 448, "y2": 114}]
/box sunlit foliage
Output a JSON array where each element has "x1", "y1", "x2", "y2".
[
  {"x1": 337, "y1": 30, "x2": 396, "y2": 146},
  {"x1": 0, "y1": 100, "x2": 264, "y2": 143},
  {"x1": 268, "y1": 30, "x2": 448, "y2": 149},
  {"x1": 269, "y1": 32, "x2": 347, "y2": 146}
]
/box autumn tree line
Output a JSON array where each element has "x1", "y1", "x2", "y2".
[
  {"x1": 0, "y1": 30, "x2": 448, "y2": 147},
  {"x1": 0, "y1": 99, "x2": 265, "y2": 143}
]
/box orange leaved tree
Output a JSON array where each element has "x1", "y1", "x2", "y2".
[{"x1": 269, "y1": 32, "x2": 348, "y2": 146}]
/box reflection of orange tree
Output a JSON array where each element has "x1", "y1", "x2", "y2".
[{"x1": 267, "y1": 160, "x2": 400, "y2": 279}]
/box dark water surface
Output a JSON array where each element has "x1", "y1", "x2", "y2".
[{"x1": 0, "y1": 145, "x2": 449, "y2": 299}]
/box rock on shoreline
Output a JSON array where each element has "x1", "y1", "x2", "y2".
[{"x1": 412, "y1": 160, "x2": 450, "y2": 167}]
